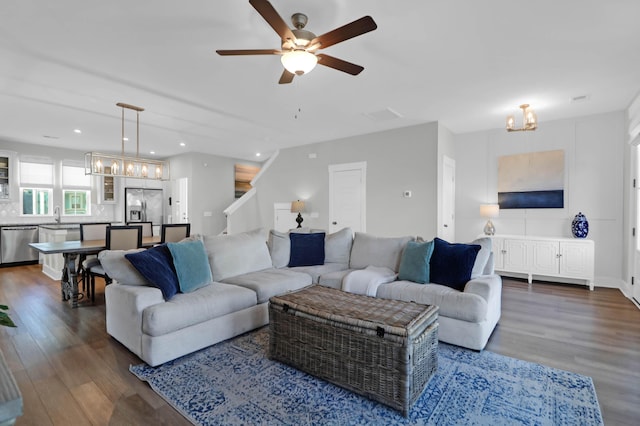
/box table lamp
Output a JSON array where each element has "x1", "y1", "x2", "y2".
[
  {"x1": 480, "y1": 204, "x2": 500, "y2": 235},
  {"x1": 291, "y1": 200, "x2": 305, "y2": 228}
]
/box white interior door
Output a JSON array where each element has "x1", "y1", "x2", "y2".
[
  {"x1": 171, "y1": 177, "x2": 189, "y2": 224},
  {"x1": 329, "y1": 162, "x2": 366, "y2": 234},
  {"x1": 274, "y1": 202, "x2": 297, "y2": 232},
  {"x1": 441, "y1": 156, "x2": 456, "y2": 241}
]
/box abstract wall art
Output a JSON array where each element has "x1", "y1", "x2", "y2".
[{"x1": 498, "y1": 149, "x2": 565, "y2": 209}]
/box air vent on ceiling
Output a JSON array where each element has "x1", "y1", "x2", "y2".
[
  {"x1": 42, "y1": 135, "x2": 60, "y2": 139},
  {"x1": 571, "y1": 94, "x2": 590, "y2": 103},
  {"x1": 364, "y1": 107, "x2": 403, "y2": 122}
]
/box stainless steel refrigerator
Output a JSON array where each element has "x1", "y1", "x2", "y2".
[{"x1": 125, "y1": 188, "x2": 163, "y2": 226}]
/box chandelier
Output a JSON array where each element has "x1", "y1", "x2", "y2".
[
  {"x1": 506, "y1": 104, "x2": 538, "y2": 132},
  {"x1": 84, "y1": 103, "x2": 169, "y2": 180}
]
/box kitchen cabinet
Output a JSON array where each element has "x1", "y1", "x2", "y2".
[
  {"x1": 489, "y1": 235, "x2": 595, "y2": 290},
  {"x1": 97, "y1": 175, "x2": 117, "y2": 204},
  {"x1": 0, "y1": 152, "x2": 13, "y2": 201}
]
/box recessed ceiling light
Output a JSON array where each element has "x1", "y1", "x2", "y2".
[
  {"x1": 73, "y1": 129, "x2": 82, "y2": 134},
  {"x1": 256, "y1": 152, "x2": 261, "y2": 157},
  {"x1": 180, "y1": 142, "x2": 186, "y2": 147},
  {"x1": 150, "y1": 151, "x2": 155, "y2": 155},
  {"x1": 123, "y1": 137, "x2": 129, "y2": 141}
]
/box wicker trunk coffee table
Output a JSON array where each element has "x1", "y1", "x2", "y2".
[{"x1": 268, "y1": 285, "x2": 439, "y2": 417}]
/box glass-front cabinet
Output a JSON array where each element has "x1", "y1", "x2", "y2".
[
  {"x1": 97, "y1": 175, "x2": 117, "y2": 204},
  {"x1": 103, "y1": 176, "x2": 115, "y2": 202},
  {"x1": 0, "y1": 153, "x2": 12, "y2": 201}
]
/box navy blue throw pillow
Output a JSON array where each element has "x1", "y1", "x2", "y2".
[
  {"x1": 429, "y1": 237, "x2": 481, "y2": 291},
  {"x1": 289, "y1": 232, "x2": 326, "y2": 267},
  {"x1": 125, "y1": 244, "x2": 180, "y2": 300}
]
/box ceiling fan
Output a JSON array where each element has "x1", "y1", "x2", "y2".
[{"x1": 216, "y1": 0, "x2": 377, "y2": 84}]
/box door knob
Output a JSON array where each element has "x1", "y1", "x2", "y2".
[
  {"x1": 444, "y1": 224, "x2": 448, "y2": 227},
  {"x1": 332, "y1": 221, "x2": 337, "y2": 225}
]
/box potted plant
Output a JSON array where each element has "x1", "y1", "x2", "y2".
[{"x1": 0, "y1": 304, "x2": 16, "y2": 327}]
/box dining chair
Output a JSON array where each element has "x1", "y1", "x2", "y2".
[
  {"x1": 86, "y1": 225, "x2": 143, "y2": 303},
  {"x1": 79, "y1": 222, "x2": 111, "y2": 298},
  {"x1": 161, "y1": 223, "x2": 191, "y2": 243},
  {"x1": 127, "y1": 221, "x2": 153, "y2": 237}
]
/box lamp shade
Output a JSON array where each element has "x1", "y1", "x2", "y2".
[
  {"x1": 480, "y1": 204, "x2": 500, "y2": 218},
  {"x1": 291, "y1": 200, "x2": 305, "y2": 213},
  {"x1": 281, "y1": 50, "x2": 317, "y2": 75}
]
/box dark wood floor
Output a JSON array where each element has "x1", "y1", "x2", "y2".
[{"x1": 1, "y1": 265, "x2": 639, "y2": 425}]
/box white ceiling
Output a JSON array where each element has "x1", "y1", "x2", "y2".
[{"x1": 1, "y1": 0, "x2": 640, "y2": 162}]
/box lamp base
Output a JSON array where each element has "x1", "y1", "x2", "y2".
[
  {"x1": 483, "y1": 220, "x2": 495, "y2": 236},
  {"x1": 296, "y1": 212, "x2": 303, "y2": 228}
]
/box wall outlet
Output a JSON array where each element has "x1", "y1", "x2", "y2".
[
  {"x1": 308, "y1": 153, "x2": 317, "y2": 159},
  {"x1": 203, "y1": 211, "x2": 212, "y2": 217},
  {"x1": 310, "y1": 212, "x2": 319, "y2": 218}
]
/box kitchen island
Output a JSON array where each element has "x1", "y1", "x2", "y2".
[{"x1": 38, "y1": 224, "x2": 80, "y2": 280}]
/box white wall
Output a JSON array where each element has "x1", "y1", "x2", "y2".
[
  {"x1": 250, "y1": 122, "x2": 441, "y2": 237},
  {"x1": 454, "y1": 111, "x2": 626, "y2": 288}
]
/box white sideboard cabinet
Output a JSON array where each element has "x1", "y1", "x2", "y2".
[{"x1": 489, "y1": 235, "x2": 595, "y2": 290}]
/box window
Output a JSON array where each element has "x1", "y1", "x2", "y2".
[
  {"x1": 62, "y1": 164, "x2": 91, "y2": 216},
  {"x1": 63, "y1": 190, "x2": 90, "y2": 215},
  {"x1": 22, "y1": 188, "x2": 52, "y2": 215},
  {"x1": 19, "y1": 160, "x2": 53, "y2": 216}
]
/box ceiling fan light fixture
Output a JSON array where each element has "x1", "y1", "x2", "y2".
[{"x1": 281, "y1": 50, "x2": 317, "y2": 75}]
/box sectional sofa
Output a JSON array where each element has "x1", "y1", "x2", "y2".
[{"x1": 102, "y1": 228, "x2": 501, "y2": 366}]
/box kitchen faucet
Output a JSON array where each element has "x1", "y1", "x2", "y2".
[{"x1": 54, "y1": 206, "x2": 61, "y2": 223}]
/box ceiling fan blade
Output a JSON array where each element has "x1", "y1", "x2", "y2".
[
  {"x1": 278, "y1": 70, "x2": 295, "y2": 84},
  {"x1": 316, "y1": 54, "x2": 364, "y2": 75},
  {"x1": 309, "y1": 16, "x2": 377, "y2": 50},
  {"x1": 249, "y1": 0, "x2": 296, "y2": 42},
  {"x1": 216, "y1": 49, "x2": 281, "y2": 56}
]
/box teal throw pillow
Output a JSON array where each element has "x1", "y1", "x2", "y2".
[
  {"x1": 398, "y1": 240, "x2": 435, "y2": 284},
  {"x1": 167, "y1": 239, "x2": 212, "y2": 293}
]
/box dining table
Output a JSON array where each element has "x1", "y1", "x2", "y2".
[{"x1": 29, "y1": 236, "x2": 160, "y2": 308}]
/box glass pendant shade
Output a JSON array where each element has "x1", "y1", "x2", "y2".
[{"x1": 281, "y1": 50, "x2": 318, "y2": 75}]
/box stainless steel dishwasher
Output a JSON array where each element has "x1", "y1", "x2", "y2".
[{"x1": 0, "y1": 226, "x2": 39, "y2": 264}]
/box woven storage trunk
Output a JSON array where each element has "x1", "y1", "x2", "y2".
[{"x1": 268, "y1": 285, "x2": 438, "y2": 417}]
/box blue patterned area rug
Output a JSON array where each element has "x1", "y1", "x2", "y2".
[{"x1": 130, "y1": 327, "x2": 603, "y2": 425}]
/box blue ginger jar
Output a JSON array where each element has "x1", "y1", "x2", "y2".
[{"x1": 571, "y1": 212, "x2": 589, "y2": 238}]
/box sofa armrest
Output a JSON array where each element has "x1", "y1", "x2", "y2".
[
  {"x1": 105, "y1": 283, "x2": 164, "y2": 357},
  {"x1": 464, "y1": 274, "x2": 502, "y2": 303}
]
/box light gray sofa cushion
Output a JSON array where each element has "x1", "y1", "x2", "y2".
[
  {"x1": 376, "y1": 281, "x2": 488, "y2": 323},
  {"x1": 289, "y1": 262, "x2": 349, "y2": 284},
  {"x1": 470, "y1": 237, "x2": 492, "y2": 278},
  {"x1": 349, "y1": 233, "x2": 413, "y2": 271},
  {"x1": 221, "y1": 268, "x2": 312, "y2": 304},
  {"x1": 268, "y1": 227, "x2": 354, "y2": 268},
  {"x1": 204, "y1": 229, "x2": 273, "y2": 281},
  {"x1": 324, "y1": 227, "x2": 354, "y2": 264},
  {"x1": 99, "y1": 248, "x2": 148, "y2": 285},
  {"x1": 268, "y1": 229, "x2": 290, "y2": 268},
  {"x1": 318, "y1": 269, "x2": 353, "y2": 289},
  {"x1": 142, "y1": 282, "x2": 257, "y2": 336}
]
